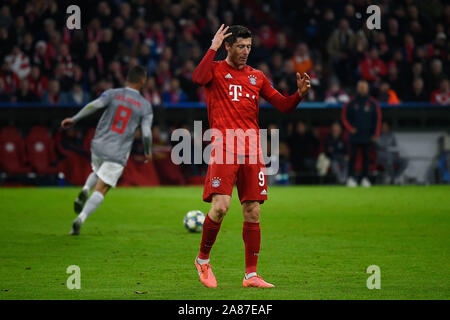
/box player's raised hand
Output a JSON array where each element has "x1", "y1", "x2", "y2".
[
  {"x1": 210, "y1": 24, "x2": 232, "y2": 51},
  {"x1": 61, "y1": 118, "x2": 75, "y2": 130},
  {"x1": 297, "y1": 72, "x2": 311, "y2": 98}
]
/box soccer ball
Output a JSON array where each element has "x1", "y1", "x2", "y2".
[{"x1": 184, "y1": 210, "x2": 205, "y2": 233}]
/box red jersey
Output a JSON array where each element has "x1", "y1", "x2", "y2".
[{"x1": 192, "y1": 49, "x2": 302, "y2": 157}]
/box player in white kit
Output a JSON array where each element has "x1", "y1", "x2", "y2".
[{"x1": 61, "y1": 66, "x2": 153, "y2": 235}]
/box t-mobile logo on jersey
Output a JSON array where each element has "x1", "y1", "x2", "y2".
[
  {"x1": 229, "y1": 84, "x2": 256, "y2": 102},
  {"x1": 229, "y1": 85, "x2": 242, "y2": 101}
]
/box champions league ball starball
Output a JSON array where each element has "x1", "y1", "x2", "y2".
[{"x1": 183, "y1": 210, "x2": 205, "y2": 233}]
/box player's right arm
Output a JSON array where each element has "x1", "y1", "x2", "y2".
[
  {"x1": 61, "y1": 89, "x2": 114, "y2": 129},
  {"x1": 141, "y1": 112, "x2": 153, "y2": 162},
  {"x1": 192, "y1": 24, "x2": 232, "y2": 86}
]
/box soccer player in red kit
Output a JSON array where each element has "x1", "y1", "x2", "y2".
[{"x1": 192, "y1": 24, "x2": 311, "y2": 288}]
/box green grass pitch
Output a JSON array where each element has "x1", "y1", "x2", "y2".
[{"x1": 0, "y1": 186, "x2": 449, "y2": 300}]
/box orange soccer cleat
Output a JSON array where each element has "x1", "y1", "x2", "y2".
[
  {"x1": 195, "y1": 257, "x2": 217, "y2": 288},
  {"x1": 242, "y1": 275, "x2": 275, "y2": 288}
]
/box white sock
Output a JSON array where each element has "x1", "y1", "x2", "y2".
[
  {"x1": 82, "y1": 172, "x2": 98, "y2": 194},
  {"x1": 196, "y1": 257, "x2": 210, "y2": 264},
  {"x1": 245, "y1": 272, "x2": 257, "y2": 280},
  {"x1": 78, "y1": 191, "x2": 104, "y2": 223}
]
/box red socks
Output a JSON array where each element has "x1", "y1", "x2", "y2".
[
  {"x1": 198, "y1": 216, "x2": 261, "y2": 275},
  {"x1": 242, "y1": 221, "x2": 261, "y2": 274},
  {"x1": 198, "y1": 214, "x2": 222, "y2": 260}
]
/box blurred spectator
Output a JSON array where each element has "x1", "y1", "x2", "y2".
[
  {"x1": 409, "y1": 77, "x2": 429, "y2": 102},
  {"x1": 99, "y1": 28, "x2": 117, "y2": 67},
  {"x1": 5, "y1": 45, "x2": 31, "y2": 79},
  {"x1": 325, "y1": 79, "x2": 350, "y2": 104},
  {"x1": 287, "y1": 121, "x2": 319, "y2": 175},
  {"x1": 258, "y1": 25, "x2": 277, "y2": 50},
  {"x1": 291, "y1": 43, "x2": 313, "y2": 75},
  {"x1": 178, "y1": 59, "x2": 198, "y2": 101},
  {"x1": 41, "y1": 79, "x2": 61, "y2": 104},
  {"x1": 61, "y1": 84, "x2": 91, "y2": 105},
  {"x1": 359, "y1": 47, "x2": 387, "y2": 83},
  {"x1": 378, "y1": 82, "x2": 400, "y2": 104},
  {"x1": 56, "y1": 44, "x2": 73, "y2": 78},
  {"x1": 324, "y1": 122, "x2": 349, "y2": 184},
  {"x1": 0, "y1": 27, "x2": 13, "y2": 61},
  {"x1": 427, "y1": 59, "x2": 445, "y2": 91},
  {"x1": 386, "y1": 18, "x2": 402, "y2": 49},
  {"x1": 14, "y1": 78, "x2": 38, "y2": 102},
  {"x1": 341, "y1": 80, "x2": 381, "y2": 187},
  {"x1": 272, "y1": 32, "x2": 291, "y2": 60},
  {"x1": 83, "y1": 41, "x2": 104, "y2": 84},
  {"x1": 21, "y1": 32, "x2": 34, "y2": 60},
  {"x1": 327, "y1": 18, "x2": 355, "y2": 85},
  {"x1": 375, "y1": 121, "x2": 408, "y2": 185},
  {"x1": 426, "y1": 32, "x2": 447, "y2": 61},
  {"x1": 431, "y1": 78, "x2": 450, "y2": 105},
  {"x1": 107, "y1": 60, "x2": 125, "y2": 88},
  {"x1": 247, "y1": 35, "x2": 270, "y2": 66},
  {"x1": 386, "y1": 63, "x2": 405, "y2": 99},
  {"x1": 142, "y1": 77, "x2": 162, "y2": 106},
  {"x1": 0, "y1": 61, "x2": 20, "y2": 94},
  {"x1": 0, "y1": 78, "x2": 10, "y2": 101},
  {"x1": 27, "y1": 65, "x2": 49, "y2": 98},
  {"x1": 0, "y1": 5, "x2": 12, "y2": 30},
  {"x1": 163, "y1": 78, "x2": 187, "y2": 103}
]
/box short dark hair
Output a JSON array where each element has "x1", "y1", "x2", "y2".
[
  {"x1": 224, "y1": 25, "x2": 252, "y2": 47},
  {"x1": 126, "y1": 65, "x2": 147, "y2": 83}
]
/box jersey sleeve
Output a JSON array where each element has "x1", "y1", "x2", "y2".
[
  {"x1": 71, "y1": 89, "x2": 114, "y2": 123},
  {"x1": 141, "y1": 101, "x2": 153, "y2": 155},
  {"x1": 192, "y1": 49, "x2": 217, "y2": 86},
  {"x1": 260, "y1": 73, "x2": 303, "y2": 114},
  {"x1": 97, "y1": 89, "x2": 115, "y2": 106},
  {"x1": 260, "y1": 74, "x2": 278, "y2": 101}
]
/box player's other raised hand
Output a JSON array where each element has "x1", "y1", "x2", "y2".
[
  {"x1": 210, "y1": 24, "x2": 233, "y2": 51},
  {"x1": 297, "y1": 72, "x2": 311, "y2": 98},
  {"x1": 61, "y1": 118, "x2": 75, "y2": 130}
]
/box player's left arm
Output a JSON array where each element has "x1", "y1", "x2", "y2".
[
  {"x1": 61, "y1": 90, "x2": 113, "y2": 129},
  {"x1": 261, "y1": 72, "x2": 311, "y2": 114},
  {"x1": 141, "y1": 112, "x2": 153, "y2": 162}
]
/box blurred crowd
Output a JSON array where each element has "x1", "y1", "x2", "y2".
[{"x1": 0, "y1": 0, "x2": 449, "y2": 106}]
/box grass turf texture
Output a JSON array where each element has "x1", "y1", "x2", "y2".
[{"x1": 0, "y1": 186, "x2": 449, "y2": 300}]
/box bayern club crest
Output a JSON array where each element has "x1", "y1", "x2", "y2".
[
  {"x1": 212, "y1": 177, "x2": 221, "y2": 188},
  {"x1": 248, "y1": 75, "x2": 257, "y2": 85}
]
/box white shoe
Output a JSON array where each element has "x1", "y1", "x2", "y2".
[
  {"x1": 361, "y1": 177, "x2": 372, "y2": 187},
  {"x1": 346, "y1": 177, "x2": 358, "y2": 187}
]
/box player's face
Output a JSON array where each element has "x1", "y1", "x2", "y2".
[{"x1": 227, "y1": 37, "x2": 252, "y2": 68}]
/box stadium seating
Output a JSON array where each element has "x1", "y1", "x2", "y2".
[
  {"x1": 120, "y1": 159, "x2": 160, "y2": 186},
  {"x1": 0, "y1": 126, "x2": 31, "y2": 175},
  {"x1": 53, "y1": 129, "x2": 91, "y2": 185},
  {"x1": 25, "y1": 126, "x2": 58, "y2": 174}
]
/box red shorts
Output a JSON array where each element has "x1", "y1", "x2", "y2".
[{"x1": 203, "y1": 160, "x2": 268, "y2": 204}]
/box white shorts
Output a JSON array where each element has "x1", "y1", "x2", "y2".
[{"x1": 91, "y1": 153, "x2": 124, "y2": 187}]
